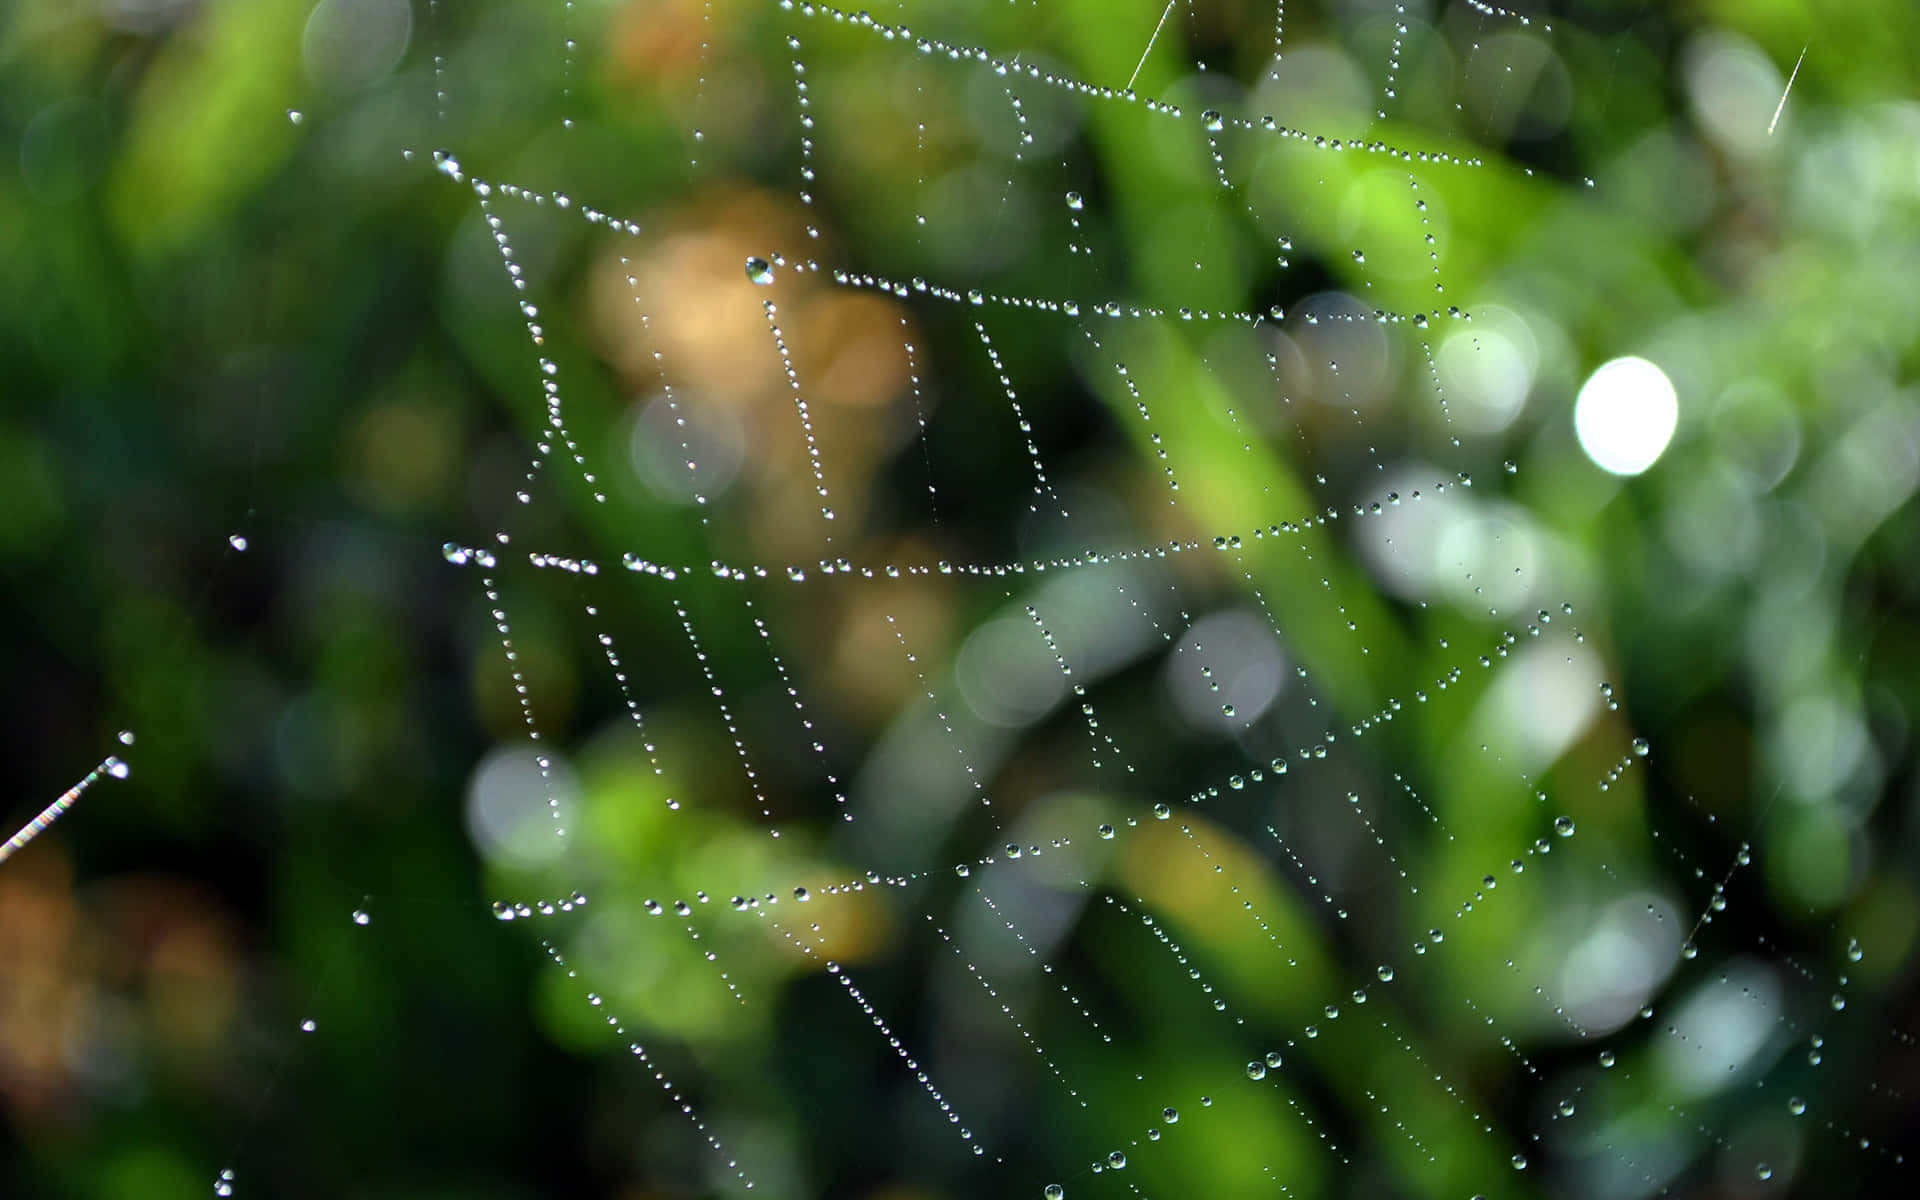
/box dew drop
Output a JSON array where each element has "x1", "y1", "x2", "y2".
[
  {"x1": 745, "y1": 256, "x2": 775, "y2": 285},
  {"x1": 228, "y1": 534, "x2": 248, "y2": 552},
  {"x1": 1044, "y1": 1187, "x2": 1065, "y2": 1200},
  {"x1": 1554, "y1": 815, "x2": 1576, "y2": 837},
  {"x1": 1097, "y1": 823, "x2": 1115, "y2": 840},
  {"x1": 104, "y1": 757, "x2": 130, "y2": 780},
  {"x1": 1788, "y1": 1096, "x2": 1806, "y2": 1116},
  {"x1": 1598, "y1": 1049, "x2": 1616, "y2": 1068},
  {"x1": 351, "y1": 909, "x2": 370, "y2": 926},
  {"x1": 1162, "y1": 1106, "x2": 1179, "y2": 1124},
  {"x1": 1631, "y1": 737, "x2": 1650, "y2": 756},
  {"x1": 300, "y1": 1018, "x2": 317, "y2": 1033},
  {"x1": 1246, "y1": 1060, "x2": 1267, "y2": 1080}
]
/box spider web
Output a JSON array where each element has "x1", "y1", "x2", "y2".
[{"x1": 17, "y1": 1, "x2": 1917, "y2": 1197}]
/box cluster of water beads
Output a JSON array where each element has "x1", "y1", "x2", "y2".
[
  {"x1": 498, "y1": 561, "x2": 1844, "y2": 1189},
  {"x1": 498, "y1": 474, "x2": 1481, "y2": 590},
  {"x1": 537, "y1": 941, "x2": 756, "y2": 1187},
  {"x1": 817, "y1": 258, "x2": 1479, "y2": 332},
  {"x1": 491, "y1": 893, "x2": 589, "y2": 920},
  {"x1": 761, "y1": 299, "x2": 837, "y2": 526},
  {"x1": 310, "y1": 12, "x2": 1915, "y2": 1200}
]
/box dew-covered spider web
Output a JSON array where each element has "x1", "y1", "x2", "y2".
[{"x1": 14, "y1": 1, "x2": 1920, "y2": 1198}]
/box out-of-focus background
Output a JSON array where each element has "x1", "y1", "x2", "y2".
[{"x1": 4, "y1": 0, "x2": 1920, "y2": 1197}]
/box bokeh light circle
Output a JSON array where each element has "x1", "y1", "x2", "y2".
[{"x1": 1574, "y1": 355, "x2": 1679, "y2": 475}]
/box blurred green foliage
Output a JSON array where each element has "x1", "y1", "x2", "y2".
[{"x1": 3, "y1": 1, "x2": 1919, "y2": 1198}]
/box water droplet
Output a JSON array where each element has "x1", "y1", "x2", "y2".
[
  {"x1": 351, "y1": 909, "x2": 370, "y2": 926},
  {"x1": 1598, "y1": 1050, "x2": 1616, "y2": 1068},
  {"x1": 1847, "y1": 937, "x2": 1863, "y2": 962},
  {"x1": 956, "y1": 864, "x2": 971, "y2": 878},
  {"x1": 1201, "y1": 109, "x2": 1224, "y2": 132},
  {"x1": 1246, "y1": 1060, "x2": 1267, "y2": 1080},
  {"x1": 1511, "y1": 1154, "x2": 1527, "y2": 1170},
  {"x1": 442, "y1": 543, "x2": 470, "y2": 565},
  {"x1": 286, "y1": 110, "x2": 303, "y2": 125},
  {"x1": 1788, "y1": 1096, "x2": 1806, "y2": 1116},
  {"x1": 1376, "y1": 965, "x2": 1394, "y2": 982},
  {"x1": 492, "y1": 901, "x2": 514, "y2": 921},
  {"x1": 1162, "y1": 1106, "x2": 1179, "y2": 1123},
  {"x1": 117, "y1": 730, "x2": 134, "y2": 745},
  {"x1": 228, "y1": 534, "x2": 248, "y2": 552},
  {"x1": 1631, "y1": 737, "x2": 1650, "y2": 756},
  {"x1": 794, "y1": 886, "x2": 811, "y2": 901},
  {"x1": 1097, "y1": 823, "x2": 1115, "y2": 840},
  {"x1": 104, "y1": 757, "x2": 129, "y2": 780},
  {"x1": 300, "y1": 1018, "x2": 316, "y2": 1033},
  {"x1": 1830, "y1": 993, "x2": 1846, "y2": 1011},
  {"x1": 1107, "y1": 1151, "x2": 1126, "y2": 1169},
  {"x1": 1044, "y1": 1187, "x2": 1065, "y2": 1200},
  {"x1": 1064, "y1": 191, "x2": 1083, "y2": 210},
  {"x1": 1153, "y1": 803, "x2": 1171, "y2": 820},
  {"x1": 1756, "y1": 1163, "x2": 1772, "y2": 1182},
  {"x1": 745, "y1": 256, "x2": 775, "y2": 285},
  {"x1": 1554, "y1": 816, "x2": 1576, "y2": 837}
]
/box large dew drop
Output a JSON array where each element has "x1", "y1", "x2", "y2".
[{"x1": 745, "y1": 256, "x2": 775, "y2": 285}]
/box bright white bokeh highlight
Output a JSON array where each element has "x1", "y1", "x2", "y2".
[
  {"x1": 1574, "y1": 356, "x2": 1679, "y2": 475},
  {"x1": 466, "y1": 746, "x2": 578, "y2": 869}
]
